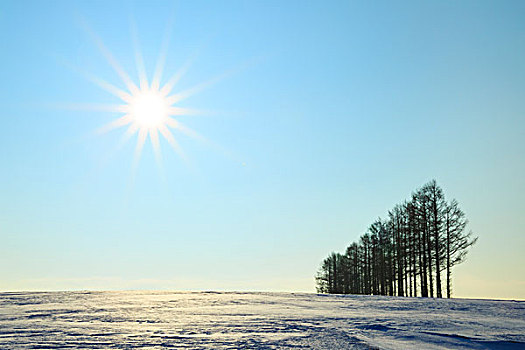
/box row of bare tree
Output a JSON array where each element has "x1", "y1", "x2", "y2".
[{"x1": 316, "y1": 180, "x2": 477, "y2": 298}]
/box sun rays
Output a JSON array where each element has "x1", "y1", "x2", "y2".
[{"x1": 71, "y1": 18, "x2": 221, "y2": 174}]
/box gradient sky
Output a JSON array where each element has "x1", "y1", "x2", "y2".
[{"x1": 1, "y1": 0, "x2": 524, "y2": 299}]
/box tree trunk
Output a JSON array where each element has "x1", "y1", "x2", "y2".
[{"x1": 446, "y1": 210, "x2": 451, "y2": 298}]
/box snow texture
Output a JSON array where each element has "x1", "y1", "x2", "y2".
[{"x1": 0, "y1": 291, "x2": 523, "y2": 349}]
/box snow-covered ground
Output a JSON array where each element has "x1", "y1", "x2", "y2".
[{"x1": 0, "y1": 291, "x2": 523, "y2": 349}]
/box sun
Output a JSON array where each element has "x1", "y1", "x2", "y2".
[
  {"x1": 65, "y1": 19, "x2": 233, "y2": 169},
  {"x1": 128, "y1": 88, "x2": 169, "y2": 130}
]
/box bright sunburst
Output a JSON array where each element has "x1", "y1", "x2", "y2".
[
  {"x1": 129, "y1": 89, "x2": 169, "y2": 129},
  {"x1": 106, "y1": 82, "x2": 190, "y2": 164},
  {"x1": 65, "y1": 18, "x2": 229, "y2": 170}
]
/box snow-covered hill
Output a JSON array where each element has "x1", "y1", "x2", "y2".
[{"x1": 1, "y1": 291, "x2": 523, "y2": 349}]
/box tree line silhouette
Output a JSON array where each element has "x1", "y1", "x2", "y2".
[{"x1": 316, "y1": 180, "x2": 477, "y2": 298}]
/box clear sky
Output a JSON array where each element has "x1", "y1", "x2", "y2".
[{"x1": 1, "y1": 0, "x2": 524, "y2": 299}]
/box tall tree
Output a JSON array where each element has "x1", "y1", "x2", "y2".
[
  {"x1": 423, "y1": 180, "x2": 446, "y2": 298},
  {"x1": 444, "y1": 199, "x2": 478, "y2": 298}
]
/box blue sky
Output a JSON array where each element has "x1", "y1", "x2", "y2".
[{"x1": 1, "y1": 0, "x2": 524, "y2": 299}]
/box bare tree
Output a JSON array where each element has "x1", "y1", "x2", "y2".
[{"x1": 444, "y1": 199, "x2": 478, "y2": 298}]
